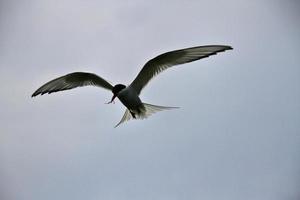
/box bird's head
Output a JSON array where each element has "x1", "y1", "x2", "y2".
[
  {"x1": 107, "y1": 84, "x2": 126, "y2": 104},
  {"x1": 112, "y1": 84, "x2": 126, "y2": 95}
]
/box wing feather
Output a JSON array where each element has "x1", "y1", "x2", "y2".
[
  {"x1": 130, "y1": 45, "x2": 233, "y2": 94},
  {"x1": 32, "y1": 72, "x2": 113, "y2": 97}
]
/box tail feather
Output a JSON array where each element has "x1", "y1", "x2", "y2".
[
  {"x1": 141, "y1": 103, "x2": 179, "y2": 119},
  {"x1": 114, "y1": 103, "x2": 178, "y2": 127},
  {"x1": 114, "y1": 109, "x2": 131, "y2": 128}
]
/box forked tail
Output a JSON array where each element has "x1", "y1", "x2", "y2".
[{"x1": 115, "y1": 103, "x2": 179, "y2": 127}]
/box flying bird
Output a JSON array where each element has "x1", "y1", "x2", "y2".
[{"x1": 32, "y1": 45, "x2": 232, "y2": 127}]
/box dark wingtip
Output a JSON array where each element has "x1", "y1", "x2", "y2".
[
  {"x1": 31, "y1": 91, "x2": 38, "y2": 97},
  {"x1": 31, "y1": 91, "x2": 41, "y2": 97}
]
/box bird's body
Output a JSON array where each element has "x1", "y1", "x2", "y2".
[
  {"x1": 117, "y1": 86, "x2": 144, "y2": 117},
  {"x1": 32, "y1": 45, "x2": 233, "y2": 127},
  {"x1": 117, "y1": 86, "x2": 142, "y2": 112}
]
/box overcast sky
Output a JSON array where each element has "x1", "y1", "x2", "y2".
[{"x1": 0, "y1": 0, "x2": 299, "y2": 200}]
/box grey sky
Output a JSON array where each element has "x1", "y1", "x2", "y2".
[{"x1": 0, "y1": 0, "x2": 299, "y2": 200}]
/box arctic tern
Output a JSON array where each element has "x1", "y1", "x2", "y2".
[{"x1": 32, "y1": 45, "x2": 232, "y2": 127}]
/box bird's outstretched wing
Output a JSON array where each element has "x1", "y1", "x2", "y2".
[
  {"x1": 130, "y1": 45, "x2": 233, "y2": 94},
  {"x1": 32, "y1": 72, "x2": 113, "y2": 97}
]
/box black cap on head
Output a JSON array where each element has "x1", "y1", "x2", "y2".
[{"x1": 112, "y1": 84, "x2": 126, "y2": 95}]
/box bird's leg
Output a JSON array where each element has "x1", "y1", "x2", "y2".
[{"x1": 130, "y1": 111, "x2": 136, "y2": 119}]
